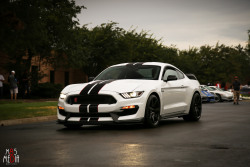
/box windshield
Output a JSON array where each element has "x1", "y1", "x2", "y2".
[
  {"x1": 208, "y1": 86, "x2": 216, "y2": 91},
  {"x1": 200, "y1": 86, "x2": 206, "y2": 91},
  {"x1": 215, "y1": 87, "x2": 224, "y2": 91},
  {"x1": 95, "y1": 65, "x2": 161, "y2": 80},
  {"x1": 203, "y1": 85, "x2": 214, "y2": 91}
]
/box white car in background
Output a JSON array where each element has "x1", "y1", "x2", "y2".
[
  {"x1": 57, "y1": 62, "x2": 202, "y2": 128},
  {"x1": 208, "y1": 86, "x2": 233, "y2": 102}
]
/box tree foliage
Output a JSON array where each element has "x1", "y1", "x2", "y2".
[
  {"x1": 0, "y1": 0, "x2": 249, "y2": 85},
  {"x1": 70, "y1": 22, "x2": 250, "y2": 85},
  {"x1": 178, "y1": 43, "x2": 250, "y2": 84},
  {"x1": 0, "y1": 0, "x2": 85, "y2": 75},
  {"x1": 68, "y1": 22, "x2": 179, "y2": 76}
]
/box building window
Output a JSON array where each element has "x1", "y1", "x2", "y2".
[
  {"x1": 65, "y1": 71, "x2": 69, "y2": 86},
  {"x1": 31, "y1": 66, "x2": 39, "y2": 85},
  {"x1": 50, "y1": 71, "x2": 55, "y2": 84}
]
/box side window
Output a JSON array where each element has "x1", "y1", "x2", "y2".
[
  {"x1": 162, "y1": 68, "x2": 178, "y2": 80},
  {"x1": 177, "y1": 70, "x2": 184, "y2": 79}
]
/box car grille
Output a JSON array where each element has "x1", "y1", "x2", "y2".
[{"x1": 66, "y1": 95, "x2": 117, "y2": 105}]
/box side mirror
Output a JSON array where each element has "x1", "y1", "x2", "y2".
[
  {"x1": 164, "y1": 75, "x2": 177, "y2": 82},
  {"x1": 88, "y1": 77, "x2": 95, "y2": 82}
]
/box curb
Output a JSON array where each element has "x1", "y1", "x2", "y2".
[{"x1": 0, "y1": 115, "x2": 57, "y2": 126}]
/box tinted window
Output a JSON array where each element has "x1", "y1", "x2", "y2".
[
  {"x1": 177, "y1": 70, "x2": 185, "y2": 79},
  {"x1": 205, "y1": 86, "x2": 215, "y2": 91},
  {"x1": 162, "y1": 68, "x2": 178, "y2": 80}
]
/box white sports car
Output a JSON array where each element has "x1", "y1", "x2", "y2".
[
  {"x1": 57, "y1": 62, "x2": 202, "y2": 128},
  {"x1": 208, "y1": 86, "x2": 233, "y2": 102}
]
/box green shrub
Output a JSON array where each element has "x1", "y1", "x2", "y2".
[{"x1": 31, "y1": 82, "x2": 63, "y2": 98}]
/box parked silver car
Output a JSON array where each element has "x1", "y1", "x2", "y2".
[{"x1": 208, "y1": 86, "x2": 233, "y2": 102}]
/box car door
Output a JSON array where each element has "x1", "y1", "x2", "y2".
[{"x1": 161, "y1": 67, "x2": 187, "y2": 116}]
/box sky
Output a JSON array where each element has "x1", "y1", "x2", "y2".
[{"x1": 75, "y1": 0, "x2": 250, "y2": 50}]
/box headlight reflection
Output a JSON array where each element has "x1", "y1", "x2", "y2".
[{"x1": 119, "y1": 144, "x2": 148, "y2": 166}]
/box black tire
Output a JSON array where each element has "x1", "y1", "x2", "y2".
[
  {"x1": 144, "y1": 94, "x2": 161, "y2": 128},
  {"x1": 216, "y1": 94, "x2": 222, "y2": 102},
  {"x1": 183, "y1": 93, "x2": 202, "y2": 121},
  {"x1": 214, "y1": 94, "x2": 220, "y2": 102}
]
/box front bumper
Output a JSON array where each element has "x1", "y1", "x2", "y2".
[
  {"x1": 222, "y1": 95, "x2": 233, "y2": 101},
  {"x1": 202, "y1": 95, "x2": 216, "y2": 102},
  {"x1": 57, "y1": 91, "x2": 146, "y2": 125}
]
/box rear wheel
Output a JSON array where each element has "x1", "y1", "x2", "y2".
[
  {"x1": 183, "y1": 93, "x2": 202, "y2": 121},
  {"x1": 144, "y1": 94, "x2": 161, "y2": 128}
]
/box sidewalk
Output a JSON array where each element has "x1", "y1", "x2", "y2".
[
  {"x1": 0, "y1": 98, "x2": 58, "y2": 103},
  {"x1": 0, "y1": 98, "x2": 58, "y2": 126},
  {"x1": 0, "y1": 115, "x2": 57, "y2": 126}
]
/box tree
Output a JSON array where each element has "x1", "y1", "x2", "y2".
[
  {"x1": 0, "y1": 0, "x2": 85, "y2": 81},
  {"x1": 78, "y1": 22, "x2": 127, "y2": 76},
  {"x1": 177, "y1": 48, "x2": 200, "y2": 75},
  {"x1": 247, "y1": 30, "x2": 250, "y2": 54},
  {"x1": 67, "y1": 22, "x2": 179, "y2": 77}
]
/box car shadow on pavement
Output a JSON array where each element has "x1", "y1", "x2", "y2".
[{"x1": 56, "y1": 118, "x2": 194, "y2": 132}]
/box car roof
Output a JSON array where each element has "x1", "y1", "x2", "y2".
[{"x1": 111, "y1": 62, "x2": 176, "y2": 68}]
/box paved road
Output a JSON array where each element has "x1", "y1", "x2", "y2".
[{"x1": 1, "y1": 101, "x2": 250, "y2": 167}]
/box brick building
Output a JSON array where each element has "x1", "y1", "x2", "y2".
[{"x1": 0, "y1": 52, "x2": 87, "y2": 90}]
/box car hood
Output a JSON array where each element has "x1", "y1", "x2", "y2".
[
  {"x1": 211, "y1": 90, "x2": 232, "y2": 96},
  {"x1": 101, "y1": 80, "x2": 145, "y2": 93},
  {"x1": 201, "y1": 90, "x2": 213, "y2": 96},
  {"x1": 63, "y1": 80, "x2": 148, "y2": 94}
]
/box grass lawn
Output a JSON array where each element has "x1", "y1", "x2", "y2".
[{"x1": 0, "y1": 101, "x2": 58, "y2": 120}]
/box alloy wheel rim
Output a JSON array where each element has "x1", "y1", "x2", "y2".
[
  {"x1": 194, "y1": 96, "x2": 202, "y2": 117},
  {"x1": 149, "y1": 97, "x2": 160, "y2": 124}
]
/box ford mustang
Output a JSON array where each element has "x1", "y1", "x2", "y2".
[{"x1": 57, "y1": 62, "x2": 202, "y2": 128}]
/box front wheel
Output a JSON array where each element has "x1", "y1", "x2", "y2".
[
  {"x1": 183, "y1": 93, "x2": 202, "y2": 121},
  {"x1": 144, "y1": 94, "x2": 161, "y2": 128},
  {"x1": 216, "y1": 94, "x2": 222, "y2": 102}
]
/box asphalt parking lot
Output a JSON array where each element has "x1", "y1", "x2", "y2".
[{"x1": 1, "y1": 101, "x2": 250, "y2": 167}]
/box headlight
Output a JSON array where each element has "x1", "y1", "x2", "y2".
[
  {"x1": 59, "y1": 93, "x2": 67, "y2": 99},
  {"x1": 120, "y1": 91, "x2": 144, "y2": 99}
]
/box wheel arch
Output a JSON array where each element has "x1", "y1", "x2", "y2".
[
  {"x1": 149, "y1": 92, "x2": 160, "y2": 101},
  {"x1": 194, "y1": 90, "x2": 201, "y2": 96},
  {"x1": 189, "y1": 89, "x2": 201, "y2": 104},
  {"x1": 144, "y1": 91, "x2": 161, "y2": 108}
]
